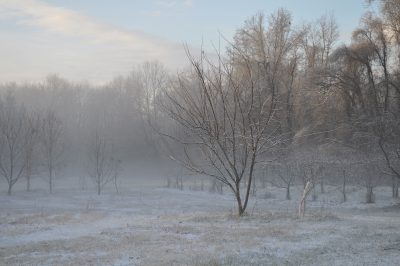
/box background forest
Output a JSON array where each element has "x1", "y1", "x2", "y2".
[{"x1": 0, "y1": 0, "x2": 399, "y2": 216}]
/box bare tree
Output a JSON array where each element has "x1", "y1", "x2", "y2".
[
  {"x1": 269, "y1": 161, "x2": 297, "y2": 200},
  {"x1": 0, "y1": 92, "x2": 27, "y2": 195},
  {"x1": 335, "y1": 156, "x2": 355, "y2": 203},
  {"x1": 304, "y1": 161, "x2": 321, "y2": 201},
  {"x1": 377, "y1": 113, "x2": 400, "y2": 197},
  {"x1": 87, "y1": 130, "x2": 119, "y2": 195},
  {"x1": 298, "y1": 180, "x2": 313, "y2": 218},
  {"x1": 41, "y1": 110, "x2": 63, "y2": 194},
  {"x1": 162, "y1": 43, "x2": 282, "y2": 215},
  {"x1": 327, "y1": 10, "x2": 399, "y2": 188},
  {"x1": 209, "y1": 177, "x2": 223, "y2": 194},
  {"x1": 230, "y1": 10, "x2": 304, "y2": 141},
  {"x1": 368, "y1": 0, "x2": 400, "y2": 58},
  {"x1": 295, "y1": 150, "x2": 323, "y2": 217},
  {"x1": 126, "y1": 61, "x2": 168, "y2": 158},
  {"x1": 360, "y1": 160, "x2": 382, "y2": 203},
  {"x1": 23, "y1": 111, "x2": 40, "y2": 192}
]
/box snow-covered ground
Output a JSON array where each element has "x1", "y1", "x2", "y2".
[{"x1": 1, "y1": 177, "x2": 400, "y2": 265}]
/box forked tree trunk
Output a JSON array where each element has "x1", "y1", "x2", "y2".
[
  {"x1": 235, "y1": 191, "x2": 244, "y2": 216},
  {"x1": 240, "y1": 156, "x2": 257, "y2": 216}
]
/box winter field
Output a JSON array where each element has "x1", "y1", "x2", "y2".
[{"x1": 1, "y1": 174, "x2": 400, "y2": 266}]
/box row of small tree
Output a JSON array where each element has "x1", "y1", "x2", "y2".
[
  {"x1": 0, "y1": 92, "x2": 63, "y2": 195},
  {"x1": 0, "y1": 91, "x2": 120, "y2": 195},
  {"x1": 263, "y1": 153, "x2": 398, "y2": 204}
]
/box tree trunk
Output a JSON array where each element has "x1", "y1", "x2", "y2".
[
  {"x1": 218, "y1": 181, "x2": 223, "y2": 194},
  {"x1": 392, "y1": 176, "x2": 399, "y2": 199},
  {"x1": 342, "y1": 170, "x2": 347, "y2": 202},
  {"x1": 251, "y1": 176, "x2": 256, "y2": 196},
  {"x1": 26, "y1": 175, "x2": 31, "y2": 192},
  {"x1": 366, "y1": 186, "x2": 375, "y2": 203},
  {"x1": 114, "y1": 176, "x2": 119, "y2": 194},
  {"x1": 299, "y1": 181, "x2": 313, "y2": 218},
  {"x1": 312, "y1": 185, "x2": 317, "y2": 201},
  {"x1": 235, "y1": 191, "x2": 245, "y2": 216},
  {"x1": 286, "y1": 184, "x2": 291, "y2": 200},
  {"x1": 26, "y1": 159, "x2": 32, "y2": 192},
  {"x1": 320, "y1": 178, "x2": 325, "y2": 194},
  {"x1": 8, "y1": 182, "x2": 12, "y2": 196},
  {"x1": 49, "y1": 168, "x2": 53, "y2": 194},
  {"x1": 233, "y1": 179, "x2": 247, "y2": 216},
  {"x1": 97, "y1": 182, "x2": 101, "y2": 195},
  {"x1": 242, "y1": 156, "x2": 256, "y2": 216},
  {"x1": 261, "y1": 171, "x2": 266, "y2": 189}
]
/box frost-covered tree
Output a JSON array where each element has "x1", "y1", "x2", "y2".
[{"x1": 162, "y1": 41, "x2": 282, "y2": 215}]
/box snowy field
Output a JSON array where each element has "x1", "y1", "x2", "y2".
[{"x1": 1, "y1": 176, "x2": 400, "y2": 266}]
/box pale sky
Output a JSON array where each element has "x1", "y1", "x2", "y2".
[{"x1": 0, "y1": 0, "x2": 375, "y2": 84}]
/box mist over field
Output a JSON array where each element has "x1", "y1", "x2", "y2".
[{"x1": 1, "y1": 0, "x2": 400, "y2": 265}]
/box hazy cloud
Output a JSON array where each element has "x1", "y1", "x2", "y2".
[
  {"x1": 0, "y1": 0, "x2": 189, "y2": 83},
  {"x1": 183, "y1": 0, "x2": 194, "y2": 8}
]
